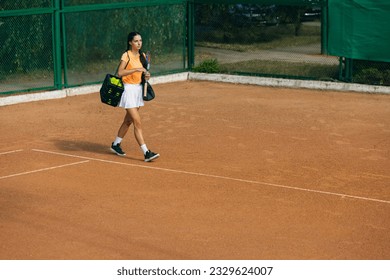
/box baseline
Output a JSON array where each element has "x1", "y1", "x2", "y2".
[
  {"x1": 0, "y1": 149, "x2": 24, "y2": 156},
  {"x1": 32, "y1": 149, "x2": 390, "y2": 205},
  {"x1": 0, "y1": 160, "x2": 90, "y2": 180}
]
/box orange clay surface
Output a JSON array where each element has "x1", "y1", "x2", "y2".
[{"x1": 0, "y1": 81, "x2": 389, "y2": 260}]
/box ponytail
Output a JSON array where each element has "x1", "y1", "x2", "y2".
[{"x1": 139, "y1": 50, "x2": 147, "y2": 69}]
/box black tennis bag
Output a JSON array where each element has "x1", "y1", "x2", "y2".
[{"x1": 100, "y1": 74, "x2": 124, "y2": 107}]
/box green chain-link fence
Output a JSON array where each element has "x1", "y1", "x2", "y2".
[
  {"x1": 0, "y1": 0, "x2": 187, "y2": 94},
  {"x1": 1, "y1": 0, "x2": 389, "y2": 95},
  {"x1": 62, "y1": 0, "x2": 187, "y2": 87},
  {"x1": 0, "y1": 0, "x2": 55, "y2": 93}
]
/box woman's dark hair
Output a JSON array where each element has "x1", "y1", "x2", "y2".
[
  {"x1": 127, "y1": 31, "x2": 140, "y2": 49},
  {"x1": 127, "y1": 31, "x2": 147, "y2": 68}
]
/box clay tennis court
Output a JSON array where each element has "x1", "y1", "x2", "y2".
[{"x1": 0, "y1": 81, "x2": 389, "y2": 260}]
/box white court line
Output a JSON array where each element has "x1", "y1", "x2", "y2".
[
  {"x1": 32, "y1": 149, "x2": 390, "y2": 205},
  {"x1": 0, "y1": 160, "x2": 90, "y2": 180},
  {"x1": 0, "y1": 149, "x2": 23, "y2": 156}
]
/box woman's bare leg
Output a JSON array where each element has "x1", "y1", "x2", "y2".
[
  {"x1": 117, "y1": 110, "x2": 133, "y2": 138},
  {"x1": 126, "y1": 107, "x2": 145, "y2": 146}
]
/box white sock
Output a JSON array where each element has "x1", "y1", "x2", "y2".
[
  {"x1": 140, "y1": 144, "x2": 148, "y2": 155},
  {"x1": 113, "y1": 137, "x2": 123, "y2": 145}
]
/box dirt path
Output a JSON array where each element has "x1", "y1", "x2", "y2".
[{"x1": 196, "y1": 43, "x2": 339, "y2": 65}]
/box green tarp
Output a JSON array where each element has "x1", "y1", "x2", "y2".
[{"x1": 328, "y1": 0, "x2": 390, "y2": 62}]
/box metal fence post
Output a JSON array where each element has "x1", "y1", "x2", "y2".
[
  {"x1": 321, "y1": 0, "x2": 328, "y2": 55},
  {"x1": 339, "y1": 57, "x2": 353, "y2": 82},
  {"x1": 346, "y1": 58, "x2": 353, "y2": 82},
  {"x1": 53, "y1": 0, "x2": 62, "y2": 89},
  {"x1": 187, "y1": 0, "x2": 195, "y2": 69}
]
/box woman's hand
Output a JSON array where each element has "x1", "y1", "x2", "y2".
[{"x1": 144, "y1": 71, "x2": 151, "y2": 81}]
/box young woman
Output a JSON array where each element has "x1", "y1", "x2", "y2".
[{"x1": 110, "y1": 31, "x2": 159, "y2": 162}]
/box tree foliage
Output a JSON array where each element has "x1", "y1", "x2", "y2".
[{"x1": 0, "y1": 14, "x2": 53, "y2": 74}]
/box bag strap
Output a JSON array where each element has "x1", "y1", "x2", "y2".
[{"x1": 114, "y1": 51, "x2": 130, "y2": 76}]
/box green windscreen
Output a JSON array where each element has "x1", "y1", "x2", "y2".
[{"x1": 328, "y1": 0, "x2": 390, "y2": 62}]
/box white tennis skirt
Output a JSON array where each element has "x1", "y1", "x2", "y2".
[{"x1": 118, "y1": 83, "x2": 144, "y2": 109}]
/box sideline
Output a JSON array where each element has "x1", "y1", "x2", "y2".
[
  {"x1": 1, "y1": 72, "x2": 389, "y2": 107},
  {"x1": 32, "y1": 149, "x2": 390, "y2": 205}
]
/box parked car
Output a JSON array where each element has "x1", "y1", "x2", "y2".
[{"x1": 301, "y1": 7, "x2": 321, "y2": 21}]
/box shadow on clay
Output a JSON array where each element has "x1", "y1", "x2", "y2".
[{"x1": 53, "y1": 139, "x2": 142, "y2": 161}]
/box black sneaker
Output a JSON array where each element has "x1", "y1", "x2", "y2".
[
  {"x1": 110, "y1": 142, "x2": 126, "y2": 156},
  {"x1": 144, "y1": 150, "x2": 159, "y2": 162}
]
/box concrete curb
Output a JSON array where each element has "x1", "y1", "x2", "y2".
[
  {"x1": 0, "y1": 90, "x2": 67, "y2": 107},
  {"x1": 1, "y1": 72, "x2": 388, "y2": 107},
  {"x1": 189, "y1": 73, "x2": 390, "y2": 95}
]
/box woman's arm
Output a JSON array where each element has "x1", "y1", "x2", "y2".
[{"x1": 117, "y1": 59, "x2": 146, "y2": 77}]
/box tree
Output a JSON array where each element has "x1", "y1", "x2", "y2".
[{"x1": 277, "y1": 6, "x2": 306, "y2": 36}]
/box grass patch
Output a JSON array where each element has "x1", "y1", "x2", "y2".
[{"x1": 192, "y1": 59, "x2": 220, "y2": 73}]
